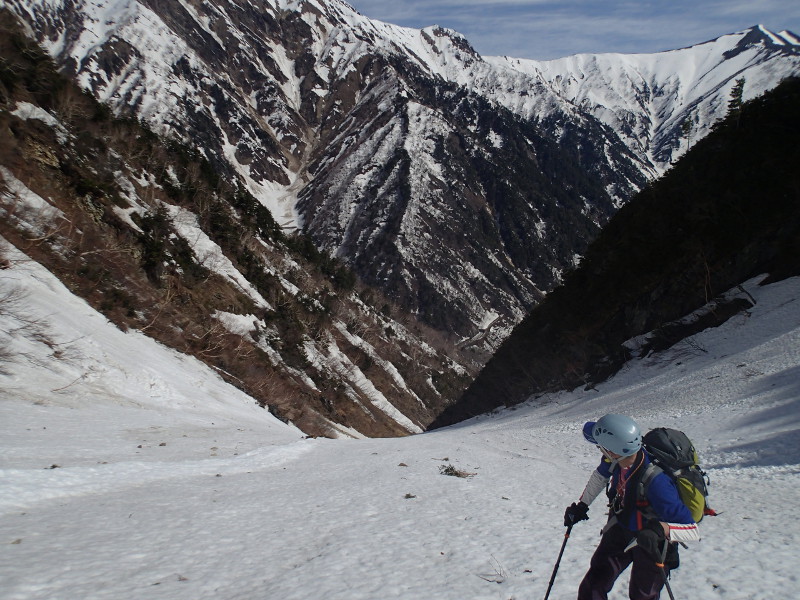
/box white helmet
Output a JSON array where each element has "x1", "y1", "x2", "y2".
[{"x1": 592, "y1": 414, "x2": 641, "y2": 457}]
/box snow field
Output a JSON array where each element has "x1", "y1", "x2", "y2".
[{"x1": 1, "y1": 241, "x2": 800, "y2": 599}]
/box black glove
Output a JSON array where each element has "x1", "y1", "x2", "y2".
[
  {"x1": 564, "y1": 501, "x2": 589, "y2": 526},
  {"x1": 635, "y1": 519, "x2": 668, "y2": 562}
]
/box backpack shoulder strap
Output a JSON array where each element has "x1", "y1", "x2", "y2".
[
  {"x1": 633, "y1": 463, "x2": 663, "y2": 524},
  {"x1": 637, "y1": 463, "x2": 662, "y2": 503}
]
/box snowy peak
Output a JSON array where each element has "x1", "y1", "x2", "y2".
[
  {"x1": 742, "y1": 24, "x2": 800, "y2": 48},
  {"x1": 290, "y1": 1, "x2": 481, "y2": 79},
  {"x1": 420, "y1": 25, "x2": 481, "y2": 61},
  {"x1": 483, "y1": 24, "x2": 800, "y2": 173},
  {"x1": 720, "y1": 25, "x2": 800, "y2": 59},
  {"x1": 0, "y1": 13, "x2": 483, "y2": 440},
  {"x1": 778, "y1": 29, "x2": 800, "y2": 45}
]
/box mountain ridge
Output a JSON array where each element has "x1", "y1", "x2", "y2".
[
  {"x1": 483, "y1": 24, "x2": 800, "y2": 174},
  {"x1": 6, "y1": 0, "x2": 799, "y2": 345}
]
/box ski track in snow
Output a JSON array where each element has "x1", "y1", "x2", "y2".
[{"x1": 1, "y1": 242, "x2": 800, "y2": 599}]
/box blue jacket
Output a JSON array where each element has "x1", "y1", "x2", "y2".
[{"x1": 597, "y1": 451, "x2": 695, "y2": 532}]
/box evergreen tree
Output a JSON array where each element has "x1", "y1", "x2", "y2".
[
  {"x1": 727, "y1": 77, "x2": 745, "y2": 126},
  {"x1": 681, "y1": 112, "x2": 694, "y2": 151}
]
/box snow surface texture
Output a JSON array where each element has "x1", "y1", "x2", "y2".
[{"x1": 1, "y1": 240, "x2": 799, "y2": 599}]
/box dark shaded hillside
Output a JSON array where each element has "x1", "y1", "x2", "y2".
[{"x1": 430, "y1": 77, "x2": 800, "y2": 428}]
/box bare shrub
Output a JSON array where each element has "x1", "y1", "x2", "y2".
[
  {"x1": 0, "y1": 285, "x2": 57, "y2": 372},
  {"x1": 439, "y1": 464, "x2": 475, "y2": 478}
]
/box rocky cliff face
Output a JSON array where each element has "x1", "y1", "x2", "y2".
[
  {"x1": 0, "y1": 10, "x2": 475, "y2": 439},
  {"x1": 5, "y1": 0, "x2": 800, "y2": 347}
]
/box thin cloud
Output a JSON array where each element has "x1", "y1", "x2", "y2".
[{"x1": 347, "y1": 0, "x2": 800, "y2": 59}]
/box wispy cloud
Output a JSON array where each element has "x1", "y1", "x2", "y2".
[{"x1": 347, "y1": 0, "x2": 800, "y2": 59}]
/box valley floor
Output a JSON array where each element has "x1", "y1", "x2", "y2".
[{"x1": 1, "y1": 245, "x2": 799, "y2": 599}]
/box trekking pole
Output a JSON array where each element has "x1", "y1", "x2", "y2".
[
  {"x1": 624, "y1": 537, "x2": 676, "y2": 600},
  {"x1": 543, "y1": 522, "x2": 573, "y2": 600},
  {"x1": 657, "y1": 541, "x2": 676, "y2": 600}
]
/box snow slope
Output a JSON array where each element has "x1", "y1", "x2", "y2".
[{"x1": 1, "y1": 240, "x2": 799, "y2": 599}]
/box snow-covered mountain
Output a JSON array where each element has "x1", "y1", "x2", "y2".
[
  {"x1": 485, "y1": 25, "x2": 800, "y2": 174},
  {"x1": 0, "y1": 13, "x2": 482, "y2": 440},
  {"x1": 5, "y1": 0, "x2": 799, "y2": 342}
]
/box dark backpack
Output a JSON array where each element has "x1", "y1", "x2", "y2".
[{"x1": 638, "y1": 427, "x2": 716, "y2": 523}]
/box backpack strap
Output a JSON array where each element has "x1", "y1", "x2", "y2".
[
  {"x1": 603, "y1": 459, "x2": 619, "y2": 500},
  {"x1": 638, "y1": 463, "x2": 662, "y2": 497},
  {"x1": 635, "y1": 463, "x2": 662, "y2": 523},
  {"x1": 609, "y1": 453, "x2": 650, "y2": 526}
]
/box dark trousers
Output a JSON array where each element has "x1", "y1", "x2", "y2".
[{"x1": 577, "y1": 524, "x2": 676, "y2": 600}]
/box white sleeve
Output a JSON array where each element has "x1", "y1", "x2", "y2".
[
  {"x1": 579, "y1": 469, "x2": 609, "y2": 506},
  {"x1": 667, "y1": 522, "x2": 701, "y2": 543}
]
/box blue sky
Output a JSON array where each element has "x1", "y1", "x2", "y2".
[{"x1": 346, "y1": 1, "x2": 800, "y2": 60}]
